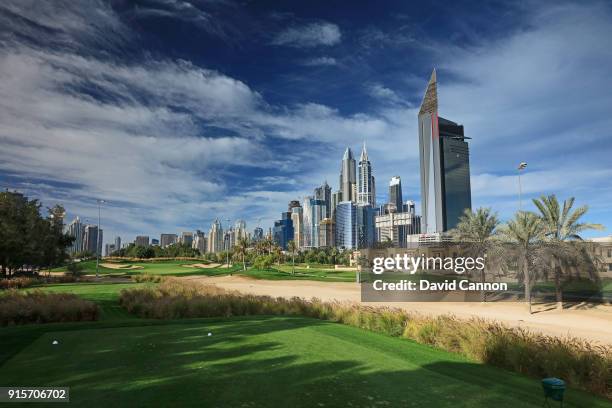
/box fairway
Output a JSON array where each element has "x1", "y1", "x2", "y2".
[{"x1": 0, "y1": 316, "x2": 608, "y2": 408}]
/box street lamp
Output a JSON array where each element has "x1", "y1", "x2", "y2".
[
  {"x1": 517, "y1": 162, "x2": 527, "y2": 212},
  {"x1": 225, "y1": 218, "x2": 231, "y2": 269},
  {"x1": 96, "y1": 199, "x2": 106, "y2": 279}
]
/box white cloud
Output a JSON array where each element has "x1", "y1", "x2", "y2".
[
  {"x1": 272, "y1": 22, "x2": 341, "y2": 47},
  {"x1": 300, "y1": 56, "x2": 338, "y2": 66}
]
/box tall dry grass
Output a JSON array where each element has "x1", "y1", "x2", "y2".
[
  {"x1": 119, "y1": 279, "x2": 611, "y2": 398},
  {"x1": 0, "y1": 290, "x2": 99, "y2": 326}
]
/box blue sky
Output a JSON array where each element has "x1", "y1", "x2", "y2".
[{"x1": 1, "y1": 0, "x2": 611, "y2": 244}]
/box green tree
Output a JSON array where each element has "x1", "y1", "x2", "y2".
[
  {"x1": 500, "y1": 211, "x2": 544, "y2": 314},
  {"x1": 0, "y1": 192, "x2": 73, "y2": 278},
  {"x1": 532, "y1": 195, "x2": 604, "y2": 310},
  {"x1": 234, "y1": 237, "x2": 249, "y2": 272},
  {"x1": 287, "y1": 240, "x2": 297, "y2": 274},
  {"x1": 451, "y1": 207, "x2": 501, "y2": 301}
]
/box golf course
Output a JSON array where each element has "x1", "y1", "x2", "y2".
[{"x1": 1, "y1": 281, "x2": 611, "y2": 407}]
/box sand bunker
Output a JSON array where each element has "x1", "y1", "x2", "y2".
[
  {"x1": 100, "y1": 263, "x2": 144, "y2": 270},
  {"x1": 182, "y1": 263, "x2": 222, "y2": 269}
]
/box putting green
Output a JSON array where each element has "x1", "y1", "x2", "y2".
[{"x1": 0, "y1": 316, "x2": 607, "y2": 407}]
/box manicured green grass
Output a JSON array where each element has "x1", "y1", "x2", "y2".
[
  {"x1": 1, "y1": 316, "x2": 608, "y2": 408},
  {"x1": 32, "y1": 283, "x2": 153, "y2": 321}
]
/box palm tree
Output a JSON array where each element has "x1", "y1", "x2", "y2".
[
  {"x1": 533, "y1": 195, "x2": 604, "y2": 310},
  {"x1": 287, "y1": 240, "x2": 297, "y2": 274},
  {"x1": 451, "y1": 207, "x2": 500, "y2": 301},
  {"x1": 234, "y1": 237, "x2": 249, "y2": 272},
  {"x1": 500, "y1": 211, "x2": 545, "y2": 314},
  {"x1": 331, "y1": 247, "x2": 339, "y2": 266}
]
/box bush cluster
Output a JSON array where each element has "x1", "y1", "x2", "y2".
[
  {"x1": 0, "y1": 277, "x2": 39, "y2": 290},
  {"x1": 0, "y1": 290, "x2": 99, "y2": 326},
  {"x1": 131, "y1": 274, "x2": 166, "y2": 283},
  {"x1": 119, "y1": 279, "x2": 611, "y2": 398}
]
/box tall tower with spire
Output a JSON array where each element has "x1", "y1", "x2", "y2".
[
  {"x1": 418, "y1": 69, "x2": 472, "y2": 233},
  {"x1": 339, "y1": 147, "x2": 356, "y2": 203},
  {"x1": 358, "y1": 142, "x2": 375, "y2": 206}
]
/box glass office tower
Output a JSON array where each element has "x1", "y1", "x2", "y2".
[{"x1": 418, "y1": 69, "x2": 472, "y2": 233}]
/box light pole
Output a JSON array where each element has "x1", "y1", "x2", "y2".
[
  {"x1": 225, "y1": 218, "x2": 231, "y2": 269},
  {"x1": 517, "y1": 162, "x2": 527, "y2": 212},
  {"x1": 96, "y1": 199, "x2": 106, "y2": 279}
]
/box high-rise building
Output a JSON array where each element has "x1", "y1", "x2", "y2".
[
  {"x1": 135, "y1": 235, "x2": 150, "y2": 247},
  {"x1": 273, "y1": 212, "x2": 294, "y2": 250},
  {"x1": 207, "y1": 219, "x2": 224, "y2": 253},
  {"x1": 418, "y1": 69, "x2": 472, "y2": 233},
  {"x1": 356, "y1": 204, "x2": 376, "y2": 249},
  {"x1": 253, "y1": 227, "x2": 264, "y2": 241},
  {"x1": 389, "y1": 176, "x2": 403, "y2": 213},
  {"x1": 319, "y1": 218, "x2": 335, "y2": 248},
  {"x1": 357, "y1": 143, "x2": 376, "y2": 207},
  {"x1": 310, "y1": 198, "x2": 326, "y2": 248},
  {"x1": 66, "y1": 217, "x2": 85, "y2": 254},
  {"x1": 151, "y1": 238, "x2": 159, "y2": 246},
  {"x1": 83, "y1": 225, "x2": 102, "y2": 255},
  {"x1": 234, "y1": 220, "x2": 247, "y2": 241},
  {"x1": 331, "y1": 190, "x2": 342, "y2": 220},
  {"x1": 180, "y1": 232, "x2": 193, "y2": 247},
  {"x1": 335, "y1": 201, "x2": 356, "y2": 249},
  {"x1": 105, "y1": 243, "x2": 115, "y2": 256},
  {"x1": 375, "y1": 210, "x2": 421, "y2": 248},
  {"x1": 301, "y1": 196, "x2": 313, "y2": 248},
  {"x1": 193, "y1": 230, "x2": 207, "y2": 253},
  {"x1": 160, "y1": 233, "x2": 177, "y2": 248},
  {"x1": 339, "y1": 147, "x2": 356, "y2": 203},
  {"x1": 114, "y1": 236, "x2": 121, "y2": 253},
  {"x1": 291, "y1": 204, "x2": 303, "y2": 249},
  {"x1": 314, "y1": 181, "x2": 332, "y2": 219},
  {"x1": 288, "y1": 200, "x2": 301, "y2": 212}
]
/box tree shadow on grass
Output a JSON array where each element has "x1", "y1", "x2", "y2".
[{"x1": 1, "y1": 317, "x2": 608, "y2": 408}]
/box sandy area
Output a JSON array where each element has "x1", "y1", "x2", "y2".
[
  {"x1": 183, "y1": 275, "x2": 612, "y2": 345},
  {"x1": 100, "y1": 263, "x2": 144, "y2": 270},
  {"x1": 182, "y1": 263, "x2": 222, "y2": 269}
]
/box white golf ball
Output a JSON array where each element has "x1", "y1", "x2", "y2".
[
  {"x1": 207, "y1": 332, "x2": 212, "y2": 336},
  {"x1": 52, "y1": 340, "x2": 59, "y2": 345}
]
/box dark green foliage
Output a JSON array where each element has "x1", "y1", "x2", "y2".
[{"x1": 0, "y1": 192, "x2": 73, "y2": 277}]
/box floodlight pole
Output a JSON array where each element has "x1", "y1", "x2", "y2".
[
  {"x1": 96, "y1": 199, "x2": 106, "y2": 278},
  {"x1": 517, "y1": 162, "x2": 527, "y2": 212}
]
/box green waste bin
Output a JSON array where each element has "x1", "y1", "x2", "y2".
[{"x1": 542, "y1": 378, "x2": 565, "y2": 407}]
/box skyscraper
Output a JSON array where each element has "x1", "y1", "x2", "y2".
[
  {"x1": 356, "y1": 204, "x2": 376, "y2": 249},
  {"x1": 291, "y1": 204, "x2": 303, "y2": 248},
  {"x1": 180, "y1": 232, "x2": 193, "y2": 247},
  {"x1": 418, "y1": 69, "x2": 472, "y2": 233},
  {"x1": 193, "y1": 230, "x2": 207, "y2": 253},
  {"x1": 207, "y1": 219, "x2": 224, "y2": 253},
  {"x1": 339, "y1": 147, "x2": 356, "y2": 203},
  {"x1": 67, "y1": 216, "x2": 85, "y2": 254},
  {"x1": 253, "y1": 227, "x2": 263, "y2": 241},
  {"x1": 234, "y1": 220, "x2": 247, "y2": 240},
  {"x1": 331, "y1": 190, "x2": 342, "y2": 220},
  {"x1": 84, "y1": 225, "x2": 102, "y2": 255},
  {"x1": 314, "y1": 181, "x2": 332, "y2": 219},
  {"x1": 389, "y1": 176, "x2": 403, "y2": 213},
  {"x1": 273, "y1": 212, "x2": 294, "y2": 250},
  {"x1": 135, "y1": 235, "x2": 150, "y2": 246},
  {"x1": 335, "y1": 201, "x2": 356, "y2": 249},
  {"x1": 357, "y1": 142, "x2": 375, "y2": 206},
  {"x1": 160, "y1": 233, "x2": 177, "y2": 248},
  {"x1": 114, "y1": 236, "x2": 121, "y2": 253}
]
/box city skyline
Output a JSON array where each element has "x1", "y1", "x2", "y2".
[{"x1": 1, "y1": 1, "x2": 611, "y2": 246}]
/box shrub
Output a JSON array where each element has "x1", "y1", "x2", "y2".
[
  {"x1": 131, "y1": 274, "x2": 165, "y2": 283},
  {"x1": 118, "y1": 279, "x2": 612, "y2": 398},
  {"x1": 65, "y1": 261, "x2": 85, "y2": 277},
  {"x1": 0, "y1": 290, "x2": 99, "y2": 326},
  {"x1": 0, "y1": 277, "x2": 39, "y2": 290}
]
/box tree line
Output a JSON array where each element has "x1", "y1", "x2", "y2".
[{"x1": 0, "y1": 192, "x2": 73, "y2": 278}]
